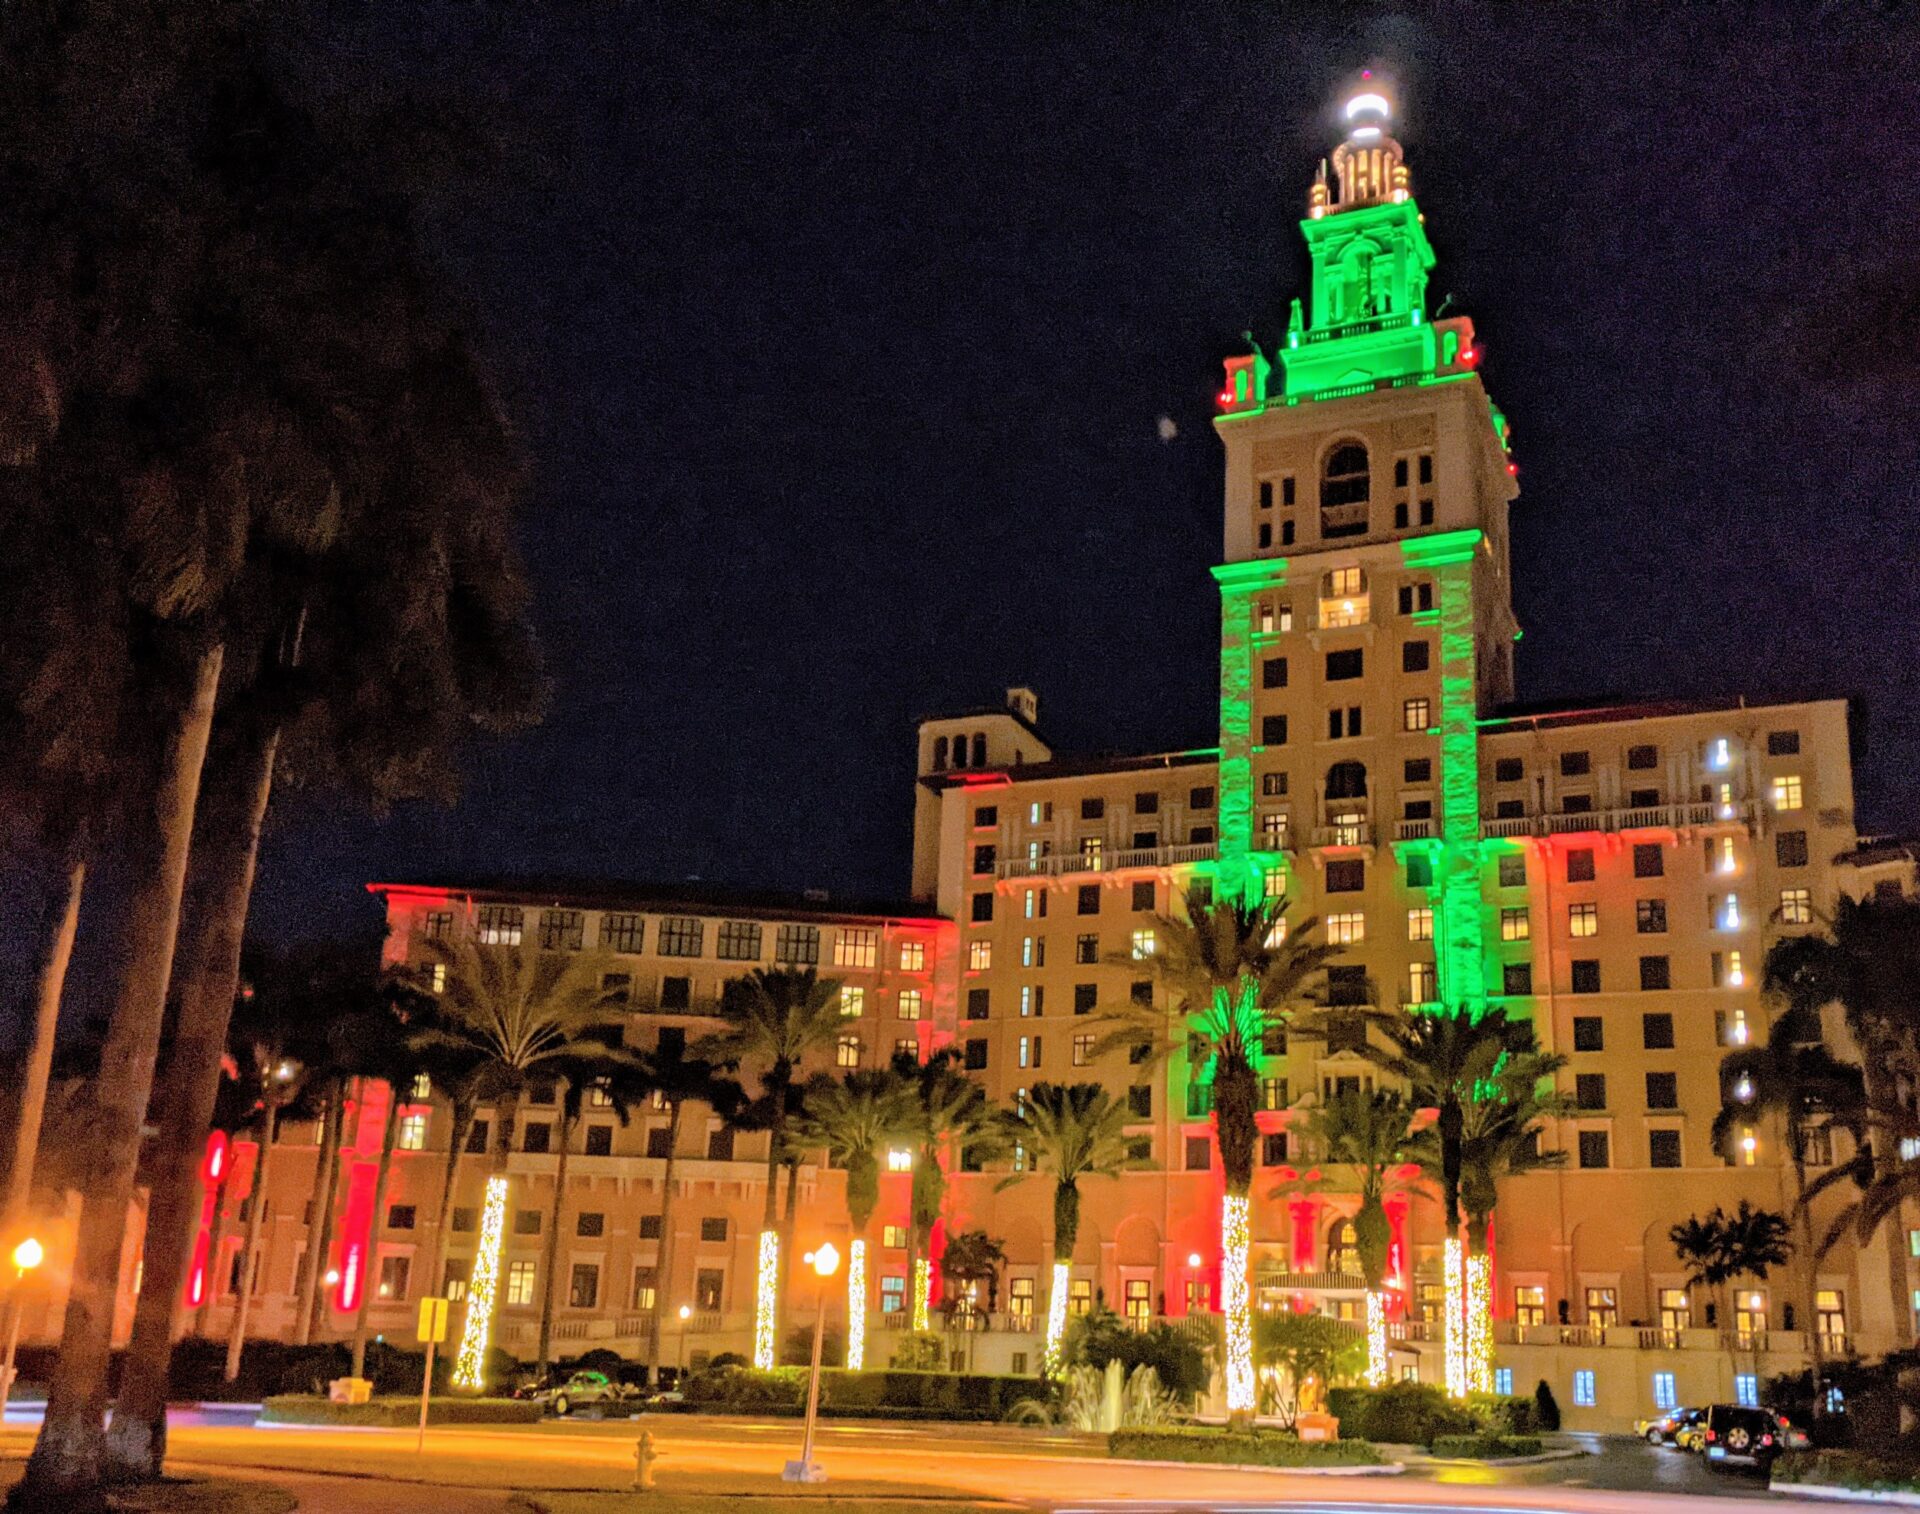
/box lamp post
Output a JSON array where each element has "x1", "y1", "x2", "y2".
[
  {"x1": 783, "y1": 1242, "x2": 839, "y2": 1485},
  {"x1": 1, "y1": 1237, "x2": 45, "y2": 1413},
  {"x1": 676, "y1": 1303, "x2": 691, "y2": 1381}
]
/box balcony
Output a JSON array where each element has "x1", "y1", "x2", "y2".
[
  {"x1": 1255, "y1": 1270, "x2": 1367, "y2": 1294},
  {"x1": 1311, "y1": 822, "x2": 1376, "y2": 848},
  {"x1": 1394, "y1": 818, "x2": 1437, "y2": 841},
  {"x1": 1319, "y1": 502, "x2": 1371, "y2": 539},
  {"x1": 1479, "y1": 801, "x2": 1749, "y2": 840},
  {"x1": 996, "y1": 841, "x2": 1215, "y2": 880}
]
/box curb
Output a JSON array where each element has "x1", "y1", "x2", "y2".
[
  {"x1": 1107, "y1": 1456, "x2": 1406, "y2": 1476},
  {"x1": 1771, "y1": 1485, "x2": 1920, "y2": 1507},
  {"x1": 1414, "y1": 1447, "x2": 1588, "y2": 1468}
]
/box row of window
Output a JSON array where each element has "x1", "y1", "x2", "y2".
[{"x1": 428, "y1": 909, "x2": 933, "y2": 970}]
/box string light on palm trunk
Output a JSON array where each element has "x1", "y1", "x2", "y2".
[
  {"x1": 1365, "y1": 1289, "x2": 1388, "y2": 1387},
  {"x1": 452, "y1": 1176, "x2": 508, "y2": 1390},
  {"x1": 1222, "y1": 1193, "x2": 1254, "y2": 1413},
  {"x1": 911, "y1": 1256, "x2": 931, "y2": 1333},
  {"x1": 1044, "y1": 1260, "x2": 1071, "y2": 1377},
  {"x1": 753, "y1": 1229, "x2": 779, "y2": 1370},
  {"x1": 845, "y1": 1238, "x2": 868, "y2": 1371},
  {"x1": 1442, "y1": 1236, "x2": 1467, "y2": 1399},
  {"x1": 1466, "y1": 1252, "x2": 1494, "y2": 1393}
]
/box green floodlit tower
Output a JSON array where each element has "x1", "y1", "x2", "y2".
[{"x1": 1210, "y1": 84, "x2": 1520, "y2": 1022}]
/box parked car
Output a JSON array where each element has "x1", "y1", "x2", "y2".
[
  {"x1": 529, "y1": 1370, "x2": 640, "y2": 1417},
  {"x1": 1774, "y1": 1412, "x2": 1811, "y2": 1450},
  {"x1": 1672, "y1": 1408, "x2": 1711, "y2": 1452},
  {"x1": 1701, "y1": 1403, "x2": 1781, "y2": 1472},
  {"x1": 1635, "y1": 1405, "x2": 1696, "y2": 1444}
]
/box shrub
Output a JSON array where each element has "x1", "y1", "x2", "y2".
[
  {"x1": 1109, "y1": 1427, "x2": 1381, "y2": 1467},
  {"x1": 1532, "y1": 1378, "x2": 1561, "y2": 1431},
  {"x1": 780, "y1": 1322, "x2": 846, "y2": 1367},
  {"x1": 681, "y1": 1365, "x2": 811, "y2": 1410},
  {"x1": 678, "y1": 1366, "x2": 1045, "y2": 1421},
  {"x1": 890, "y1": 1332, "x2": 945, "y2": 1371},
  {"x1": 1326, "y1": 1382, "x2": 1479, "y2": 1446},
  {"x1": 1431, "y1": 1434, "x2": 1543, "y2": 1460},
  {"x1": 1067, "y1": 1307, "x2": 1212, "y2": 1401},
  {"x1": 259, "y1": 1395, "x2": 539, "y2": 1427},
  {"x1": 707, "y1": 1352, "x2": 749, "y2": 1370},
  {"x1": 571, "y1": 1349, "x2": 625, "y2": 1380},
  {"x1": 1467, "y1": 1392, "x2": 1538, "y2": 1435},
  {"x1": 1773, "y1": 1451, "x2": 1920, "y2": 1492}
]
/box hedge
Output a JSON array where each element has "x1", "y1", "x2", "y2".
[
  {"x1": 1430, "y1": 1434, "x2": 1543, "y2": 1460},
  {"x1": 259, "y1": 1395, "x2": 541, "y2": 1427},
  {"x1": 1773, "y1": 1451, "x2": 1920, "y2": 1493},
  {"x1": 1109, "y1": 1427, "x2": 1381, "y2": 1467},
  {"x1": 680, "y1": 1366, "x2": 1043, "y2": 1421},
  {"x1": 1326, "y1": 1383, "x2": 1480, "y2": 1446}
]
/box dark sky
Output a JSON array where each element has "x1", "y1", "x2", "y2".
[{"x1": 241, "y1": 1, "x2": 1920, "y2": 945}]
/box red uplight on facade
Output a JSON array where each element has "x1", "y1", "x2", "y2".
[{"x1": 1218, "y1": 389, "x2": 1234, "y2": 407}]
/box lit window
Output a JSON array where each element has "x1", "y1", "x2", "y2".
[
  {"x1": 1494, "y1": 1368, "x2": 1513, "y2": 1395},
  {"x1": 1408, "y1": 962, "x2": 1436, "y2": 1003},
  {"x1": 1500, "y1": 907, "x2": 1529, "y2": 942},
  {"x1": 1018, "y1": 1035, "x2": 1037, "y2": 1069},
  {"x1": 899, "y1": 940, "x2": 926, "y2": 972},
  {"x1": 882, "y1": 1225, "x2": 907, "y2": 1248},
  {"x1": 1709, "y1": 738, "x2": 1731, "y2": 770},
  {"x1": 1573, "y1": 1370, "x2": 1595, "y2": 1407},
  {"x1": 1569, "y1": 902, "x2": 1598, "y2": 938},
  {"x1": 897, "y1": 989, "x2": 924, "y2": 1021},
  {"x1": 886, "y1": 1148, "x2": 914, "y2": 1173},
  {"x1": 427, "y1": 962, "x2": 447, "y2": 993},
  {"x1": 969, "y1": 940, "x2": 993, "y2": 971},
  {"x1": 840, "y1": 986, "x2": 866, "y2": 1018},
  {"x1": 1711, "y1": 835, "x2": 1736, "y2": 874},
  {"x1": 505, "y1": 1261, "x2": 537, "y2": 1307},
  {"x1": 1263, "y1": 867, "x2": 1287, "y2": 900},
  {"x1": 397, "y1": 1112, "x2": 429, "y2": 1152},
  {"x1": 1721, "y1": 895, "x2": 1743, "y2": 930},
  {"x1": 1402, "y1": 698, "x2": 1431, "y2": 732},
  {"x1": 1073, "y1": 1033, "x2": 1095, "y2": 1066},
  {"x1": 1131, "y1": 928, "x2": 1157, "y2": 959},
  {"x1": 1738, "y1": 1126, "x2": 1758, "y2": 1165},
  {"x1": 835, "y1": 1034, "x2": 861, "y2": 1069},
  {"x1": 1653, "y1": 1372, "x2": 1676, "y2": 1411},
  {"x1": 476, "y1": 905, "x2": 523, "y2": 946},
  {"x1": 410, "y1": 1073, "x2": 433, "y2": 1100},
  {"x1": 1407, "y1": 907, "x2": 1433, "y2": 942},
  {"x1": 1021, "y1": 936, "x2": 1044, "y2": 968},
  {"x1": 1780, "y1": 888, "x2": 1814, "y2": 925},
  {"x1": 1327, "y1": 912, "x2": 1365, "y2": 945},
  {"x1": 1771, "y1": 775, "x2": 1803, "y2": 811},
  {"x1": 1028, "y1": 801, "x2": 1053, "y2": 825},
  {"x1": 834, "y1": 929, "x2": 878, "y2": 969},
  {"x1": 1735, "y1": 1374, "x2": 1758, "y2": 1408}
]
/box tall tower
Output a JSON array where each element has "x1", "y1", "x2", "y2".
[{"x1": 1212, "y1": 86, "x2": 1519, "y2": 1018}]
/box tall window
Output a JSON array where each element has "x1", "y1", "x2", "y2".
[
  {"x1": 899, "y1": 940, "x2": 926, "y2": 971},
  {"x1": 897, "y1": 989, "x2": 924, "y2": 1021},
  {"x1": 1326, "y1": 913, "x2": 1365, "y2": 945},
  {"x1": 969, "y1": 940, "x2": 993, "y2": 971},
  {"x1": 715, "y1": 921, "x2": 762, "y2": 961},
  {"x1": 1408, "y1": 961, "x2": 1436, "y2": 1003},
  {"x1": 505, "y1": 1261, "x2": 537, "y2": 1307},
  {"x1": 657, "y1": 917, "x2": 703, "y2": 957},
  {"x1": 774, "y1": 923, "x2": 819, "y2": 965},
  {"x1": 476, "y1": 905, "x2": 523, "y2": 946},
  {"x1": 836, "y1": 1035, "x2": 860, "y2": 1069},
  {"x1": 602, "y1": 913, "x2": 644, "y2": 953},
  {"x1": 1326, "y1": 1219, "x2": 1359, "y2": 1275},
  {"x1": 397, "y1": 1112, "x2": 429, "y2": 1151},
  {"x1": 1513, "y1": 1284, "x2": 1545, "y2": 1327},
  {"x1": 1320, "y1": 443, "x2": 1370, "y2": 538},
  {"x1": 834, "y1": 928, "x2": 878, "y2": 968},
  {"x1": 840, "y1": 985, "x2": 866, "y2": 1018},
  {"x1": 538, "y1": 909, "x2": 584, "y2": 951}
]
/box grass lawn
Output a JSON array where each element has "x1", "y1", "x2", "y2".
[{"x1": 0, "y1": 1463, "x2": 293, "y2": 1514}]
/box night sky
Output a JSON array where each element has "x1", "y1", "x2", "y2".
[{"x1": 241, "y1": 2, "x2": 1920, "y2": 946}]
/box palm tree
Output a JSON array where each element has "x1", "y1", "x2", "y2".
[
  {"x1": 532, "y1": 1052, "x2": 650, "y2": 1378},
  {"x1": 793, "y1": 1068, "x2": 919, "y2": 1370},
  {"x1": 996, "y1": 1082, "x2": 1136, "y2": 1374},
  {"x1": 697, "y1": 968, "x2": 844, "y2": 1366},
  {"x1": 633, "y1": 1042, "x2": 743, "y2": 1385},
  {"x1": 894, "y1": 1049, "x2": 1005, "y2": 1334},
  {"x1": 1096, "y1": 890, "x2": 1337, "y2": 1420},
  {"x1": 413, "y1": 935, "x2": 624, "y2": 1389},
  {"x1": 1291, "y1": 1089, "x2": 1418, "y2": 1386},
  {"x1": 1671, "y1": 1201, "x2": 1792, "y2": 1391}
]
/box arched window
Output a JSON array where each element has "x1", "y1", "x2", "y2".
[
  {"x1": 1326, "y1": 1218, "x2": 1360, "y2": 1277},
  {"x1": 951, "y1": 736, "x2": 968, "y2": 770},
  {"x1": 1321, "y1": 443, "x2": 1370, "y2": 539},
  {"x1": 971, "y1": 732, "x2": 987, "y2": 767},
  {"x1": 933, "y1": 736, "x2": 949, "y2": 771},
  {"x1": 1326, "y1": 761, "x2": 1369, "y2": 802}
]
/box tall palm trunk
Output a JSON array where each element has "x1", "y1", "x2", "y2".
[
  {"x1": 1215, "y1": 1023, "x2": 1259, "y2": 1425},
  {"x1": 225, "y1": 1102, "x2": 281, "y2": 1380},
  {"x1": 293, "y1": 1083, "x2": 347, "y2": 1344},
  {"x1": 106, "y1": 721, "x2": 278, "y2": 1481},
  {"x1": 348, "y1": 1093, "x2": 404, "y2": 1379},
  {"x1": 644, "y1": 1100, "x2": 685, "y2": 1385},
  {"x1": 1787, "y1": 1152, "x2": 1828, "y2": 1410},
  {"x1": 21, "y1": 644, "x2": 222, "y2": 1503},
  {"x1": 1044, "y1": 1178, "x2": 1079, "y2": 1375},
  {"x1": 426, "y1": 1094, "x2": 476, "y2": 1300},
  {"x1": 535, "y1": 1107, "x2": 576, "y2": 1376},
  {"x1": 192, "y1": 1165, "x2": 229, "y2": 1337},
  {"x1": 777, "y1": 1153, "x2": 801, "y2": 1352},
  {"x1": 451, "y1": 1089, "x2": 518, "y2": 1380},
  {"x1": 752, "y1": 1104, "x2": 784, "y2": 1368},
  {"x1": 1437, "y1": 1099, "x2": 1467, "y2": 1399},
  {"x1": 2, "y1": 842, "x2": 84, "y2": 1240}
]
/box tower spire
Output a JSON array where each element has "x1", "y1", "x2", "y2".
[{"x1": 1314, "y1": 84, "x2": 1411, "y2": 217}]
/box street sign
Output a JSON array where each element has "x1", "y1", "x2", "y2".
[{"x1": 417, "y1": 1296, "x2": 450, "y2": 1344}]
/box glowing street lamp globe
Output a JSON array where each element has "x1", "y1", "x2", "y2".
[
  {"x1": 10, "y1": 1239, "x2": 42, "y2": 1273},
  {"x1": 806, "y1": 1243, "x2": 841, "y2": 1279}
]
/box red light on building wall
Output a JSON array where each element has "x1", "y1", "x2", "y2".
[{"x1": 334, "y1": 1160, "x2": 379, "y2": 1314}]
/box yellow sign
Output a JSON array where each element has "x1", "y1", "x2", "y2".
[{"x1": 417, "y1": 1296, "x2": 450, "y2": 1344}]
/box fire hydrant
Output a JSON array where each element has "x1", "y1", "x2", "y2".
[{"x1": 633, "y1": 1430, "x2": 659, "y2": 1492}]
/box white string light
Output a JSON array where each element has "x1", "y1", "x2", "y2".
[
  {"x1": 1365, "y1": 1289, "x2": 1388, "y2": 1387},
  {"x1": 1044, "y1": 1259, "x2": 1071, "y2": 1377},
  {"x1": 1222, "y1": 1194, "x2": 1254, "y2": 1413},
  {"x1": 911, "y1": 1256, "x2": 931, "y2": 1333},
  {"x1": 753, "y1": 1229, "x2": 779, "y2": 1369},
  {"x1": 1443, "y1": 1236, "x2": 1467, "y2": 1399},
  {"x1": 452, "y1": 1175, "x2": 509, "y2": 1390},
  {"x1": 845, "y1": 1238, "x2": 868, "y2": 1371},
  {"x1": 1466, "y1": 1251, "x2": 1495, "y2": 1394}
]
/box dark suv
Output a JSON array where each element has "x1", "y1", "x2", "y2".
[{"x1": 1702, "y1": 1404, "x2": 1779, "y2": 1472}]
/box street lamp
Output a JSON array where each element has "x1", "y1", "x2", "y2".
[
  {"x1": 784, "y1": 1242, "x2": 839, "y2": 1485},
  {"x1": 1, "y1": 1237, "x2": 46, "y2": 1413}
]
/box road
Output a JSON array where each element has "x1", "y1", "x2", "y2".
[{"x1": 0, "y1": 1408, "x2": 1804, "y2": 1512}]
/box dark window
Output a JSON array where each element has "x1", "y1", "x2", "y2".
[
  {"x1": 963, "y1": 1039, "x2": 988, "y2": 1070},
  {"x1": 1642, "y1": 1013, "x2": 1675, "y2": 1050},
  {"x1": 658, "y1": 917, "x2": 704, "y2": 958},
  {"x1": 1649, "y1": 1129, "x2": 1682, "y2": 1168},
  {"x1": 657, "y1": 1026, "x2": 686, "y2": 1055},
  {"x1": 705, "y1": 1127, "x2": 734, "y2": 1161},
  {"x1": 387, "y1": 1204, "x2": 416, "y2": 1230},
  {"x1": 974, "y1": 804, "x2": 998, "y2": 828},
  {"x1": 451, "y1": 1207, "x2": 476, "y2": 1233},
  {"x1": 577, "y1": 1211, "x2": 605, "y2": 1238},
  {"x1": 966, "y1": 988, "x2": 990, "y2": 1021},
  {"x1": 1080, "y1": 798, "x2": 1105, "y2": 820},
  {"x1": 1407, "y1": 854, "x2": 1433, "y2": 888},
  {"x1": 1263, "y1": 1132, "x2": 1290, "y2": 1165},
  {"x1": 1577, "y1": 1130, "x2": 1610, "y2": 1169},
  {"x1": 1077, "y1": 885, "x2": 1100, "y2": 916},
  {"x1": 1185, "y1": 1135, "x2": 1212, "y2": 1171},
  {"x1": 1325, "y1": 859, "x2": 1365, "y2": 893},
  {"x1": 1325, "y1": 760, "x2": 1368, "y2": 800},
  {"x1": 1629, "y1": 788, "x2": 1661, "y2": 808},
  {"x1": 1567, "y1": 849, "x2": 1596, "y2": 883},
  {"x1": 1404, "y1": 757, "x2": 1432, "y2": 783},
  {"x1": 971, "y1": 845, "x2": 996, "y2": 876},
  {"x1": 1190, "y1": 786, "x2": 1215, "y2": 810},
  {"x1": 602, "y1": 913, "x2": 645, "y2": 953},
  {"x1": 1130, "y1": 980, "x2": 1153, "y2": 1007},
  {"x1": 465, "y1": 1120, "x2": 491, "y2": 1154},
  {"x1": 1326, "y1": 648, "x2": 1364, "y2": 681},
  {"x1": 1639, "y1": 956, "x2": 1671, "y2": 991},
  {"x1": 1768, "y1": 730, "x2": 1801, "y2": 756},
  {"x1": 659, "y1": 976, "x2": 692, "y2": 1010},
  {"x1": 1564, "y1": 794, "x2": 1593, "y2": 814},
  {"x1": 585, "y1": 1125, "x2": 613, "y2": 1156},
  {"x1": 1503, "y1": 961, "x2": 1533, "y2": 996},
  {"x1": 1637, "y1": 898, "x2": 1668, "y2": 933},
  {"x1": 1646, "y1": 1071, "x2": 1679, "y2": 1110},
  {"x1": 1402, "y1": 799, "x2": 1432, "y2": 820},
  {"x1": 1075, "y1": 933, "x2": 1098, "y2": 964},
  {"x1": 1263, "y1": 657, "x2": 1288, "y2": 689},
  {"x1": 699, "y1": 1217, "x2": 728, "y2": 1243},
  {"x1": 1262, "y1": 772, "x2": 1287, "y2": 796},
  {"x1": 1131, "y1": 881, "x2": 1155, "y2": 911},
  {"x1": 775, "y1": 923, "x2": 820, "y2": 965},
  {"x1": 646, "y1": 1127, "x2": 672, "y2": 1158},
  {"x1": 1494, "y1": 757, "x2": 1524, "y2": 783},
  {"x1": 1127, "y1": 1086, "x2": 1152, "y2": 1119},
  {"x1": 1497, "y1": 854, "x2": 1526, "y2": 888},
  {"x1": 1397, "y1": 581, "x2": 1434, "y2": 614},
  {"x1": 1575, "y1": 1074, "x2": 1607, "y2": 1110},
  {"x1": 1402, "y1": 640, "x2": 1431, "y2": 673},
  {"x1": 1262, "y1": 715, "x2": 1288, "y2": 745},
  {"x1": 971, "y1": 893, "x2": 994, "y2": 923},
  {"x1": 716, "y1": 920, "x2": 763, "y2": 960},
  {"x1": 522, "y1": 1122, "x2": 552, "y2": 1155},
  {"x1": 1135, "y1": 791, "x2": 1160, "y2": 814},
  {"x1": 1495, "y1": 798, "x2": 1526, "y2": 818},
  {"x1": 1777, "y1": 830, "x2": 1809, "y2": 867},
  {"x1": 640, "y1": 1214, "x2": 664, "y2": 1240},
  {"x1": 1570, "y1": 959, "x2": 1601, "y2": 994},
  {"x1": 1073, "y1": 984, "x2": 1097, "y2": 1015},
  {"x1": 1560, "y1": 751, "x2": 1591, "y2": 777},
  {"x1": 539, "y1": 909, "x2": 585, "y2": 951},
  {"x1": 1633, "y1": 843, "x2": 1664, "y2": 878},
  {"x1": 1627, "y1": 744, "x2": 1659, "y2": 770},
  {"x1": 1326, "y1": 966, "x2": 1370, "y2": 1007},
  {"x1": 1573, "y1": 1017, "x2": 1604, "y2": 1052},
  {"x1": 514, "y1": 1209, "x2": 541, "y2": 1236},
  {"x1": 1128, "y1": 1042, "x2": 1150, "y2": 1065}
]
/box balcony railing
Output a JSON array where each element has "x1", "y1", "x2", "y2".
[
  {"x1": 996, "y1": 841, "x2": 1216, "y2": 880},
  {"x1": 1480, "y1": 801, "x2": 1747, "y2": 840},
  {"x1": 1394, "y1": 818, "x2": 1437, "y2": 840},
  {"x1": 1255, "y1": 1270, "x2": 1368, "y2": 1293},
  {"x1": 1310, "y1": 822, "x2": 1376, "y2": 848}
]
